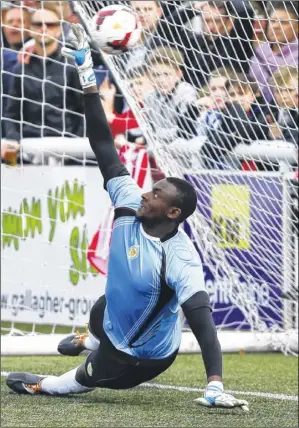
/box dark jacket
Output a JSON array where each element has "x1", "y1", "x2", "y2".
[
  {"x1": 149, "y1": 0, "x2": 255, "y2": 88},
  {"x1": 2, "y1": 49, "x2": 18, "y2": 138},
  {"x1": 3, "y1": 48, "x2": 84, "y2": 141},
  {"x1": 201, "y1": 102, "x2": 269, "y2": 162},
  {"x1": 268, "y1": 103, "x2": 298, "y2": 145},
  {"x1": 278, "y1": 109, "x2": 298, "y2": 145}
]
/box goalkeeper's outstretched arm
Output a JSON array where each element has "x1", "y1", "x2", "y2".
[
  {"x1": 62, "y1": 24, "x2": 129, "y2": 187},
  {"x1": 83, "y1": 86, "x2": 129, "y2": 187}
]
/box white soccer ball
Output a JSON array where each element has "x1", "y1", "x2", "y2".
[{"x1": 90, "y1": 5, "x2": 142, "y2": 55}]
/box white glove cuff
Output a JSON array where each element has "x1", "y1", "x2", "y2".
[
  {"x1": 78, "y1": 68, "x2": 96, "y2": 89},
  {"x1": 207, "y1": 381, "x2": 223, "y2": 392}
]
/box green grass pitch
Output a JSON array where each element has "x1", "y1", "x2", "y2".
[{"x1": 1, "y1": 353, "x2": 298, "y2": 427}]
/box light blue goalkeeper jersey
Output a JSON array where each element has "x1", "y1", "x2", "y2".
[{"x1": 103, "y1": 175, "x2": 206, "y2": 359}]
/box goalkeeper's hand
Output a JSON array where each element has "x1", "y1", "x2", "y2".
[
  {"x1": 61, "y1": 23, "x2": 96, "y2": 89},
  {"x1": 195, "y1": 382, "x2": 249, "y2": 411}
]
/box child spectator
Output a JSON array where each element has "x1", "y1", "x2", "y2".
[
  {"x1": 99, "y1": 67, "x2": 153, "y2": 145},
  {"x1": 267, "y1": 66, "x2": 298, "y2": 145},
  {"x1": 183, "y1": 67, "x2": 237, "y2": 138},
  {"x1": 99, "y1": 68, "x2": 164, "y2": 182},
  {"x1": 249, "y1": 1, "x2": 298, "y2": 102},
  {"x1": 144, "y1": 47, "x2": 197, "y2": 142},
  {"x1": 199, "y1": 72, "x2": 269, "y2": 169},
  {"x1": 110, "y1": 1, "x2": 163, "y2": 114}
]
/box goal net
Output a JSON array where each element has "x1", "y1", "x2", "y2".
[{"x1": 1, "y1": 0, "x2": 298, "y2": 355}]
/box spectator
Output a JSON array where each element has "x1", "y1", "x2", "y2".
[
  {"x1": 125, "y1": 1, "x2": 163, "y2": 71},
  {"x1": 152, "y1": 1, "x2": 255, "y2": 88},
  {"x1": 267, "y1": 66, "x2": 298, "y2": 145},
  {"x1": 16, "y1": 1, "x2": 81, "y2": 62},
  {"x1": 183, "y1": 67, "x2": 237, "y2": 137},
  {"x1": 199, "y1": 72, "x2": 269, "y2": 170},
  {"x1": 205, "y1": 68, "x2": 237, "y2": 110},
  {"x1": 108, "y1": 0, "x2": 163, "y2": 114},
  {"x1": 3, "y1": 3, "x2": 84, "y2": 159},
  {"x1": 2, "y1": 5, "x2": 31, "y2": 50},
  {"x1": 99, "y1": 67, "x2": 153, "y2": 143},
  {"x1": 2, "y1": 5, "x2": 32, "y2": 138},
  {"x1": 100, "y1": 76, "x2": 139, "y2": 142},
  {"x1": 225, "y1": 74, "x2": 269, "y2": 141},
  {"x1": 249, "y1": 1, "x2": 298, "y2": 102},
  {"x1": 144, "y1": 47, "x2": 198, "y2": 142},
  {"x1": 121, "y1": 67, "x2": 153, "y2": 145},
  {"x1": 250, "y1": 1, "x2": 268, "y2": 46}
]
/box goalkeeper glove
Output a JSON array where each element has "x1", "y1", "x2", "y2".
[
  {"x1": 195, "y1": 381, "x2": 249, "y2": 411},
  {"x1": 61, "y1": 23, "x2": 96, "y2": 90}
]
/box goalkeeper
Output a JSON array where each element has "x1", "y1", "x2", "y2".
[{"x1": 7, "y1": 24, "x2": 248, "y2": 411}]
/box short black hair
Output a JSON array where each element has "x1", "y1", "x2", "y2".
[{"x1": 166, "y1": 177, "x2": 197, "y2": 223}]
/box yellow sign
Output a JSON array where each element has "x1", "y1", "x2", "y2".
[{"x1": 211, "y1": 184, "x2": 251, "y2": 250}]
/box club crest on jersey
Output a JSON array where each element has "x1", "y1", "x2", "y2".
[{"x1": 128, "y1": 245, "x2": 139, "y2": 259}]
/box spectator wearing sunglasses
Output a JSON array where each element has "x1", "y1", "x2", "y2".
[{"x1": 3, "y1": 3, "x2": 84, "y2": 160}]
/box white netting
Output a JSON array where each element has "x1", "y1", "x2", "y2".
[{"x1": 1, "y1": 0, "x2": 298, "y2": 355}]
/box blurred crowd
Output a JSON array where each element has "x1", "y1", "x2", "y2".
[{"x1": 1, "y1": 0, "x2": 298, "y2": 172}]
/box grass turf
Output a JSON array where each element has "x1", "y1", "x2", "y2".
[{"x1": 1, "y1": 354, "x2": 298, "y2": 427}]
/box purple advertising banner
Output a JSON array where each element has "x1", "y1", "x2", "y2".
[{"x1": 185, "y1": 173, "x2": 284, "y2": 330}]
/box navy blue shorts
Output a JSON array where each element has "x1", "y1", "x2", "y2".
[{"x1": 76, "y1": 295, "x2": 178, "y2": 389}]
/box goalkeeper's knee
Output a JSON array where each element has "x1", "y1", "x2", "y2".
[{"x1": 75, "y1": 360, "x2": 98, "y2": 388}]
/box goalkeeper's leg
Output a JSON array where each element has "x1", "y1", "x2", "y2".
[
  {"x1": 6, "y1": 367, "x2": 92, "y2": 395},
  {"x1": 57, "y1": 329, "x2": 100, "y2": 356},
  {"x1": 7, "y1": 293, "x2": 177, "y2": 396},
  {"x1": 7, "y1": 336, "x2": 177, "y2": 396},
  {"x1": 58, "y1": 296, "x2": 105, "y2": 356}
]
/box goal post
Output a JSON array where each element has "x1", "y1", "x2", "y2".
[
  {"x1": 72, "y1": 0, "x2": 299, "y2": 354},
  {"x1": 1, "y1": 0, "x2": 298, "y2": 356}
]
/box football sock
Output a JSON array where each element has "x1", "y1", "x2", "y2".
[
  {"x1": 84, "y1": 330, "x2": 100, "y2": 351},
  {"x1": 41, "y1": 367, "x2": 92, "y2": 395}
]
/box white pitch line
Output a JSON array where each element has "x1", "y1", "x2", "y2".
[
  {"x1": 142, "y1": 383, "x2": 298, "y2": 402},
  {"x1": 1, "y1": 372, "x2": 297, "y2": 402}
]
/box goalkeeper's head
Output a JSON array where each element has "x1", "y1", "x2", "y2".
[{"x1": 136, "y1": 178, "x2": 197, "y2": 226}]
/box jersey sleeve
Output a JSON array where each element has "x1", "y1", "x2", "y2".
[
  {"x1": 106, "y1": 175, "x2": 142, "y2": 210},
  {"x1": 169, "y1": 259, "x2": 206, "y2": 306}
]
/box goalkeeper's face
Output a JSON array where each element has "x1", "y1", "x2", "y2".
[
  {"x1": 137, "y1": 180, "x2": 181, "y2": 224},
  {"x1": 30, "y1": 9, "x2": 61, "y2": 48}
]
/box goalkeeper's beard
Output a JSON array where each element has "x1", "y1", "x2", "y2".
[{"x1": 136, "y1": 212, "x2": 174, "y2": 229}]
